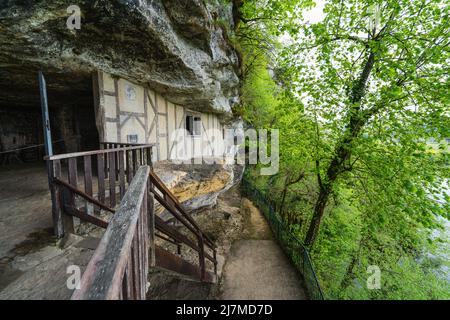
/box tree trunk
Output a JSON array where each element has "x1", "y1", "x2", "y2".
[
  {"x1": 304, "y1": 185, "x2": 330, "y2": 246},
  {"x1": 304, "y1": 52, "x2": 376, "y2": 248}
]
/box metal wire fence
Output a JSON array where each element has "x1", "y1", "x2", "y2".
[{"x1": 241, "y1": 175, "x2": 325, "y2": 300}]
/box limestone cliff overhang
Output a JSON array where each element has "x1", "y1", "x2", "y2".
[{"x1": 0, "y1": 0, "x2": 240, "y2": 117}]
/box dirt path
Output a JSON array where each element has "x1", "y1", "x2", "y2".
[{"x1": 219, "y1": 199, "x2": 307, "y2": 300}]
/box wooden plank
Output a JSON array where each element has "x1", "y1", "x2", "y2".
[
  {"x1": 103, "y1": 90, "x2": 116, "y2": 96},
  {"x1": 93, "y1": 71, "x2": 106, "y2": 144},
  {"x1": 119, "y1": 111, "x2": 146, "y2": 117},
  {"x1": 64, "y1": 158, "x2": 77, "y2": 233},
  {"x1": 198, "y1": 235, "x2": 206, "y2": 281},
  {"x1": 146, "y1": 147, "x2": 151, "y2": 167},
  {"x1": 138, "y1": 211, "x2": 145, "y2": 298},
  {"x1": 109, "y1": 152, "x2": 116, "y2": 207},
  {"x1": 68, "y1": 158, "x2": 78, "y2": 187},
  {"x1": 45, "y1": 144, "x2": 156, "y2": 161},
  {"x1": 148, "y1": 192, "x2": 155, "y2": 267},
  {"x1": 150, "y1": 171, "x2": 215, "y2": 248},
  {"x1": 49, "y1": 160, "x2": 64, "y2": 238},
  {"x1": 165, "y1": 100, "x2": 169, "y2": 158},
  {"x1": 140, "y1": 148, "x2": 144, "y2": 166},
  {"x1": 153, "y1": 91, "x2": 160, "y2": 161},
  {"x1": 64, "y1": 205, "x2": 108, "y2": 229},
  {"x1": 144, "y1": 88, "x2": 149, "y2": 141},
  {"x1": 142, "y1": 200, "x2": 147, "y2": 297},
  {"x1": 131, "y1": 233, "x2": 140, "y2": 299},
  {"x1": 132, "y1": 149, "x2": 138, "y2": 176},
  {"x1": 84, "y1": 155, "x2": 93, "y2": 196},
  {"x1": 53, "y1": 178, "x2": 115, "y2": 213},
  {"x1": 118, "y1": 150, "x2": 125, "y2": 199},
  {"x1": 114, "y1": 79, "x2": 121, "y2": 141},
  {"x1": 142, "y1": 191, "x2": 149, "y2": 290},
  {"x1": 154, "y1": 246, "x2": 215, "y2": 283},
  {"x1": 71, "y1": 166, "x2": 150, "y2": 300},
  {"x1": 120, "y1": 278, "x2": 127, "y2": 300},
  {"x1": 125, "y1": 253, "x2": 134, "y2": 299},
  {"x1": 126, "y1": 150, "x2": 132, "y2": 184},
  {"x1": 60, "y1": 186, "x2": 75, "y2": 235},
  {"x1": 97, "y1": 154, "x2": 105, "y2": 204}
]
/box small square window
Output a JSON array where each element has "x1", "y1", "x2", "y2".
[
  {"x1": 127, "y1": 134, "x2": 138, "y2": 143},
  {"x1": 186, "y1": 115, "x2": 201, "y2": 136}
]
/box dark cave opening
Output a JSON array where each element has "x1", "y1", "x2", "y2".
[{"x1": 0, "y1": 67, "x2": 99, "y2": 166}]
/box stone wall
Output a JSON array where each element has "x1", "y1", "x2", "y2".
[{"x1": 0, "y1": 107, "x2": 42, "y2": 153}]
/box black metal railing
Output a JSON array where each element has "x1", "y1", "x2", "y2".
[{"x1": 241, "y1": 175, "x2": 325, "y2": 300}]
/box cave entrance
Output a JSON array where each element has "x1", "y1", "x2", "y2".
[
  {"x1": 0, "y1": 67, "x2": 99, "y2": 167},
  {"x1": 0, "y1": 66, "x2": 100, "y2": 257}
]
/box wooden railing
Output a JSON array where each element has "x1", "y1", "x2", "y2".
[
  {"x1": 70, "y1": 166, "x2": 218, "y2": 299},
  {"x1": 100, "y1": 141, "x2": 152, "y2": 150},
  {"x1": 149, "y1": 171, "x2": 217, "y2": 282},
  {"x1": 44, "y1": 141, "x2": 218, "y2": 299},
  {"x1": 72, "y1": 166, "x2": 152, "y2": 300},
  {"x1": 45, "y1": 142, "x2": 155, "y2": 238}
]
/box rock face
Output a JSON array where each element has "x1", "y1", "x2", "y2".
[
  {"x1": 153, "y1": 161, "x2": 244, "y2": 219},
  {"x1": 0, "y1": 0, "x2": 241, "y2": 115}
]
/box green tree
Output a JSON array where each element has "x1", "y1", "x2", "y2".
[
  {"x1": 277, "y1": 0, "x2": 450, "y2": 247},
  {"x1": 237, "y1": 0, "x2": 449, "y2": 299}
]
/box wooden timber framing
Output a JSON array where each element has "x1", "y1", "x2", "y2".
[
  {"x1": 114, "y1": 78, "x2": 121, "y2": 142},
  {"x1": 147, "y1": 90, "x2": 160, "y2": 161},
  {"x1": 95, "y1": 70, "x2": 226, "y2": 163}
]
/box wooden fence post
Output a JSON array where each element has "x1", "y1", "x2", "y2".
[
  {"x1": 48, "y1": 160, "x2": 64, "y2": 238},
  {"x1": 198, "y1": 235, "x2": 206, "y2": 281},
  {"x1": 148, "y1": 190, "x2": 156, "y2": 267}
]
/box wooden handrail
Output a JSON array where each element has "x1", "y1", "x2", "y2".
[
  {"x1": 72, "y1": 166, "x2": 150, "y2": 300},
  {"x1": 148, "y1": 170, "x2": 218, "y2": 281},
  {"x1": 149, "y1": 171, "x2": 215, "y2": 248},
  {"x1": 155, "y1": 233, "x2": 180, "y2": 246},
  {"x1": 100, "y1": 141, "x2": 150, "y2": 147},
  {"x1": 151, "y1": 188, "x2": 201, "y2": 237},
  {"x1": 154, "y1": 215, "x2": 216, "y2": 264},
  {"x1": 64, "y1": 205, "x2": 108, "y2": 229},
  {"x1": 53, "y1": 178, "x2": 115, "y2": 213},
  {"x1": 45, "y1": 144, "x2": 155, "y2": 161},
  {"x1": 155, "y1": 215, "x2": 199, "y2": 252}
]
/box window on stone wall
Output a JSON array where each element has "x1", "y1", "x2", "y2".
[{"x1": 186, "y1": 115, "x2": 201, "y2": 136}]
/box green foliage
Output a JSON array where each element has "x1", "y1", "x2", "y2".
[{"x1": 238, "y1": 0, "x2": 450, "y2": 299}]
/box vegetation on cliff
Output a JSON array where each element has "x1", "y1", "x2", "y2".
[{"x1": 234, "y1": 0, "x2": 450, "y2": 299}]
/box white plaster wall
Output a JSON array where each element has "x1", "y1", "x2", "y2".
[{"x1": 96, "y1": 71, "x2": 224, "y2": 162}]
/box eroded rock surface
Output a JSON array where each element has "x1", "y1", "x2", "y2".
[
  {"x1": 0, "y1": 0, "x2": 241, "y2": 115},
  {"x1": 154, "y1": 161, "x2": 243, "y2": 217}
]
